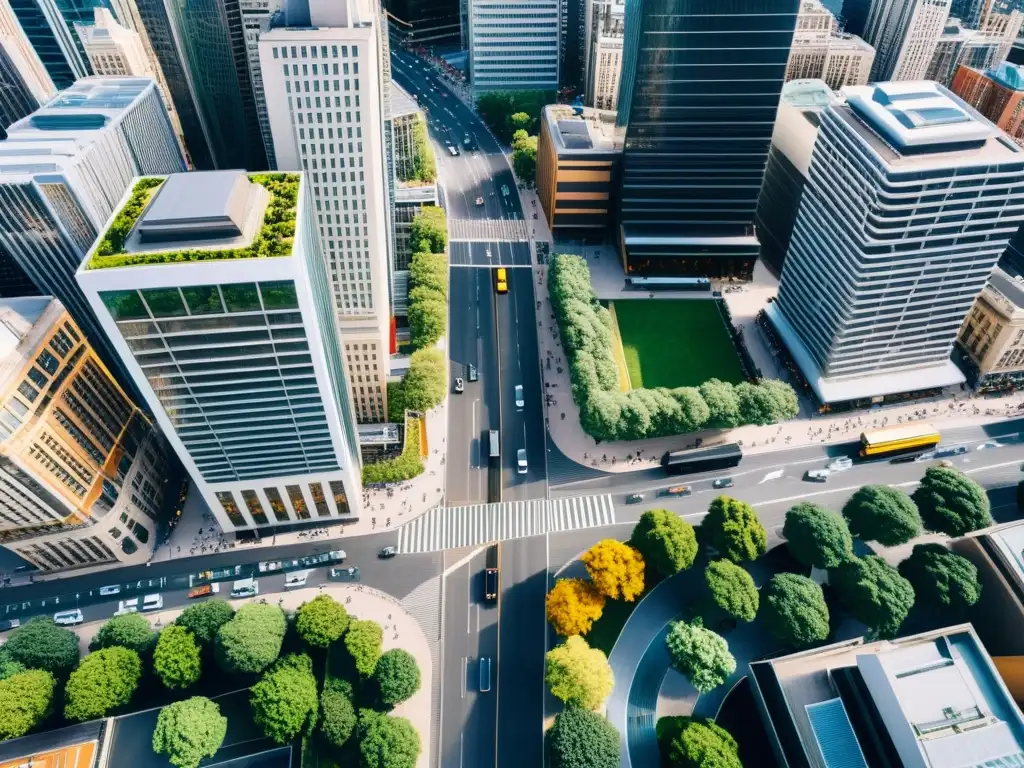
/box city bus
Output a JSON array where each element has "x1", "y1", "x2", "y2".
[
  {"x1": 663, "y1": 443, "x2": 743, "y2": 476},
  {"x1": 857, "y1": 423, "x2": 940, "y2": 459}
]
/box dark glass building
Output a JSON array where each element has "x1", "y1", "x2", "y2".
[
  {"x1": 8, "y1": 0, "x2": 88, "y2": 89},
  {"x1": 559, "y1": 0, "x2": 586, "y2": 93},
  {"x1": 385, "y1": 0, "x2": 460, "y2": 44},
  {"x1": 616, "y1": 0, "x2": 799, "y2": 278}
]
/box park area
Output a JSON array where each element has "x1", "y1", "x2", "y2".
[{"x1": 610, "y1": 300, "x2": 744, "y2": 390}]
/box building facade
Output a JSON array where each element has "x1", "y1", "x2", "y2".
[
  {"x1": 786, "y1": 0, "x2": 875, "y2": 89},
  {"x1": 0, "y1": 297, "x2": 173, "y2": 571},
  {"x1": 559, "y1": 0, "x2": 586, "y2": 93},
  {"x1": 767, "y1": 81, "x2": 1024, "y2": 406},
  {"x1": 8, "y1": 0, "x2": 96, "y2": 89},
  {"x1": 77, "y1": 170, "x2": 364, "y2": 533},
  {"x1": 924, "y1": 16, "x2": 1017, "y2": 86},
  {"x1": 957, "y1": 265, "x2": 1024, "y2": 387},
  {"x1": 865, "y1": 0, "x2": 951, "y2": 81},
  {"x1": 952, "y1": 61, "x2": 1024, "y2": 142},
  {"x1": 583, "y1": 0, "x2": 624, "y2": 110},
  {"x1": 258, "y1": 0, "x2": 392, "y2": 424},
  {"x1": 616, "y1": 0, "x2": 799, "y2": 278},
  {"x1": 0, "y1": 2, "x2": 56, "y2": 139},
  {"x1": 240, "y1": 0, "x2": 284, "y2": 171},
  {"x1": 384, "y1": 0, "x2": 461, "y2": 44},
  {"x1": 468, "y1": 0, "x2": 559, "y2": 93}
]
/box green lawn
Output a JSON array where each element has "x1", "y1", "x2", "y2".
[{"x1": 612, "y1": 300, "x2": 744, "y2": 389}]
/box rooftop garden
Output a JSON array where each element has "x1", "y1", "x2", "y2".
[{"x1": 86, "y1": 173, "x2": 301, "y2": 271}]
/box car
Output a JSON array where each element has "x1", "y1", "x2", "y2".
[
  {"x1": 494, "y1": 267, "x2": 508, "y2": 294},
  {"x1": 188, "y1": 584, "x2": 220, "y2": 599},
  {"x1": 53, "y1": 609, "x2": 83, "y2": 626},
  {"x1": 892, "y1": 454, "x2": 921, "y2": 464},
  {"x1": 626, "y1": 493, "x2": 645, "y2": 504},
  {"x1": 657, "y1": 485, "x2": 692, "y2": 497},
  {"x1": 454, "y1": 377, "x2": 464, "y2": 393},
  {"x1": 712, "y1": 478, "x2": 734, "y2": 489},
  {"x1": 0, "y1": 619, "x2": 20, "y2": 632},
  {"x1": 517, "y1": 448, "x2": 528, "y2": 474},
  {"x1": 448, "y1": 145, "x2": 458, "y2": 156},
  {"x1": 285, "y1": 570, "x2": 310, "y2": 588},
  {"x1": 804, "y1": 469, "x2": 830, "y2": 482},
  {"x1": 329, "y1": 566, "x2": 360, "y2": 581},
  {"x1": 379, "y1": 546, "x2": 397, "y2": 558},
  {"x1": 98, "y1": 585, "x2": 121, "y2": 596},
  {"x1": 142, "y1": 594, "x2": 163, "y2": 611},
  {"x1": 934, "y1": 445, "x2": 968, "y2": 459},
  {"x1": 231, "y1": 578, "x2": 259, "y2": 598},
  {"x1": 258, "y1": 560, "x2": 282, "y2": 573},
  {"x1": 826, "y1": 457, "x2": 854, "y2": 472},
  {"x1": 115, "y1": 598, "x2": 139, "y2": 616},
  {"x1": 475, "y1": 196, "x2": 484, "y2": 206},
  {"x1": 479, "y1": 657, "x2": 492, "y2": 692},
  {"x1": 514, "y1": 384, "x2": 524, "y2": 409},
  {"x1": 328, "y1": 550, "x2": 345, "y2": 561},
  {"x1": 501, "y1": 185, "x2": 510, "y2": 196},
  {"x1": 468, "y1": 364, "x2": 478, "y2": 382}
]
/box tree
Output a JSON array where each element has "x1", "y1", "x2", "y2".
[
  {"x1": 783, "y1": 502, "x2": 853, "y2": 569},
  {"x1": 154, "y1": 625, "x2": 202, "y2": 690},
  {"x1": 511, "y1": 128, "x2": 529, "y2": 145},
  {"x1": 409, "y1": 250, "x2": 448, "y2": 296},
  {"x1": 408, "y1": 206, "x2": 447, "y2": 254},
  {"x1": 656, "y1": 716, "x2": 741, "y2": 768},
  {"x1": 701, "y1": 496, "x2": 767, "y2": 563},
  {"x1": 0, "y1": 649, "x2": 26, "y2": 681},
  {"x1": 629, "y1": 509, "x2": 698, "y2": 578},
  {"x1": 152, "y1": 696, "x2": 228, "y2": 768},
  {"x1": 581, "y1": 539, "x2": 645, "y2": 601},
  {"x1": 664, "y1": 619, "x2": 736, "y2": 694},
  {"x1": 408, "y1": 293, "x2": 447, "y2": 350},
  {"x1": 358, "y1": 709, "x2": 421, "y2": 768},
  {"x1": 704, "y1": 560, "x2": 759, "y2": 622},
  {"x1": 699, "y1": 379, "x2": 741, "y2": 429},
  {"x1": 760, "y1": 573, "x2": 830, "y2": 647},
  {"x1": 251, "y1": 654, "x2": 319, "y2": 744},
  {"x1": 547, "y1": 705, "x2": 620, "y2": 768},
  {"x1": 91, "y1": 613, "x2": 156, "y2": 654},
  {"x1": 3, "y1": 617, "x2": 79, "y2": 675},
  {"x1": 176, "y1": 599, "x2": 235, "y2": 646},
  {"x1": 64, "y1": 646, "x2": 142, "y2": 721},
  {"x1": 912, "y1": 466, "x2": 993, "y2": 537},
  {"x1": 295, "y1": 594, "x2": 350, "y2": 648},
  {"x1": 512, "y1": 134, "x2": 538, "y2": 184},
  {"x1": 735, "y1": 381, "x2": 782, "y2": 426},
  {"x1": 830, "y1": 556, "x2": 915, "y2": 638},
  {"x1": 373, "y1": 649, "x2": 421, "y2": 708},
  {"x1": 0, "y1": 669, "x2": 55, "y2": 740},
  {"x1": 546, "y1": 578, "x2": 606, "y2": 637},
  {"x1": 400, "y1": 347, "x2": 447, "y2": 413},
  {"x1": 215, "y1": 602, "x2": 287, "y2": 675},
  {"x1": 545, "y1": 636, "x2": 614, "y2": 710},
  {"x1": 842, "y1": 485, "x2": 922, "y2": 546},
  {"x1": 509, "y1": 111, "x2": 533, "y2": 132},
  {"x1": 320, "y1": 681, "x2": 357, "y2": 748},
  {"x1": 899, "y1": 543, "x2": 981, "y2": 613},
  {"x1": 345, "y1": 619, "x2": 384, "y2": 677}
]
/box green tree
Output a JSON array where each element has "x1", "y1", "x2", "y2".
[
  {"x1": 545, "y1": 636, "x2": 614, "y2": 710},
  {"x1": 735, "y1": 381, "x2": 783, "y2": 426},
  {"x1": 152, "y1": 696, "x2": 227, "y2": 768},
  {"x1": 0, "y1": 669, "x2": 55, "y2": 740},
  {"x1": 176, "y1": 599, "x2": 235, "y2": 646},
  {"x1": 704, "y1": 560, "x2": 759, "y2": 622},
  {"x1": 251, "y1": 654, "x2": 318, "y2": 744},
  {"x1": 154, "y1": 625, "x2": 202, "y2": 690},
  {"x1": 512, "y1": 134, "x2": 538, "y2": 184},
  {"x1": 4, "y1": 617, "x2": 79, "y2": 675},
  {"x1": 358, "y1": 709, "x2": 421, "y2": 768},
  {"x1": 408, "y1": 293, "x2": 447, "y2": 350},
  {"x1": 409, "y1": 250, "x2": 448, "y2": 296},
  {"x1": 0, "y1": 649, "x2": 26, "y2": 681},
  {"x1": 509, "y1": 111, "x2": 533, "y2": 132},
  {"x1": 830, "y1": 556, "x2": 915, "y2": 638},
  {"x1": 320, "y1": 680, "x2": 357, "y2": 748},
  {"x1": 783, "y1": 502, "x2": 854, "y2": 569},
  {"x1": 701, "y1": 496, "x2": 767, "y2": 563},
  {"x1": 215, "y1": 602, "x2": 287, "y2": 675},
  {"x1": 511, "y1": 128, "x2": 529, "y2": 145},
  {"x1": 400, "y1": 347, "x2": 447, "y2": 412},
  {"x1": 295, "y1": 594, "x2": 350, "y2": 648},
  {"x1": 898, "y1": 543, "x2": 981, "y2": 613},
  {"x1": 656, "y1": 716, "x2": 741, "y2": 768},
  {"x1": 64, "y1": 646, "x2": 142, "y2": 721},
  {"x1": 760, "y1": 573, "x2": 830, "y2": 647},
  {"x1": 373, "y1": 649, "x2": 421, "y2": 708},
  {"x1": 758, "y1": 379, "x2": 800, "y2": 422},
  {"x1": 409, "y1": 118, "x2": 436, "y2": 183},
  {"x1": 912, "y1": 466, "x2": 993, "y2": 537},
  {"x1": 629, "y1": 509, "x2": 698, "y2": 578},
  {"x1": 345, "y1": 619, "x2": 384, "y2": 677},
  {"x1": 842, "y1": 485, "x2": 922, "y2": 546},
  {"x1": 91, "y1": 613, "x2": 156, "y2": 654},
  {"x1": 547, "y1": 705, "x2": 620, "y2": 768},
  {"x1": 664, "y1": 619, "x2": 736, "y2": 694},
  {"x1": 699, "y1": 379, "x2": 741, "y2": 429},
  {"x1": 408, "y1": 206, "x2": 447, "y2": 254}
]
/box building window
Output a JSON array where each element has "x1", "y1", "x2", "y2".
[
  {"x1": 241, "y1": 490, "x2": 270, "y2": 525},
  {"x1": 215, "y1": 492, "x2": 246, "y2": 527},
  {"x1": 328, "y1": 481, "x2": 349, "y2": 515},
  {"x1": 309, "y1": 482, "x2": 332, "y2": 517},
  {"x1": 264, "y1": 488, "x2": 290, "y2": 522},
  {"x1": 287, "y1": 485, "x2": 310, "y2": 520}
]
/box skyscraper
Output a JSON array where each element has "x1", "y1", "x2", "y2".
[
  {"x1": 240, "y1": 0, "x2": 284, "y2": 170},
  {"x1": 0, "y1": 2, "x2": 56, "y2": 135},
  {"x1": 77, "y1": 170, "x2": 364, "y2": 532},
  {"x1": 924, "y1": 17, "x2": 1011, "y2": 86},
  {"x1": 560, "y1": 0, "x2": 586, "y2": 93},
  {"x1": 258, "y1": 0, "x2": 393, "y2": 424},
  {"x1": 8, "y1": 0, "x2": 91, "y2": 88},
  {"x1": 786, "y1": 0, "x2": 875, "y2": 89},
  {"x1": 767, "y1": 81, "x2": 1024, "y2": 406},
  {"x1": 615, "y1": 0, "x2": 800, "y2": 278},
  {"x1": 864, "y1": 0, "x2": 951, "y2": 81},
  {"x1": 0, "y1": 296, "x2": 175, "y2": 571},
  {"x1": 952, "y1": 61, "x2": 1024, "y2": 142},
  {"x1": 0, "y1": 77, "x2": 185, "y2": 393},
  {"x1": 583, "y1": 0, "x2": 624, "y2": 111},
  {"x1": 468, "y1": 0, "x2": 559, "y2": 93},
  {"x1": 384, "y1": 0, "x2": 461, "y2": 44}
]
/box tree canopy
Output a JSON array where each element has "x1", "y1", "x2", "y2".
[
  {"x1": 357, "y1": 709, "x2": 421, "y2": 768},
  {"x1": 581, "y1": 539, "x2": 645, "y2": 601},
  {"x1": 898, "y1": 543, "x2": 981, "y2": 613},
  {"x1": 830, "y1": 556, "x2": 915, "y2": 638},
  {"x1": 215, "y1": 602, "x2": 287, "y2": 675},
  {"x1": 630, "y1": 509, "x2": 698, "y2": 578},
  {"x1": 547, "y1": 705, "x2": 620, "y2": 768},
  {"x1": 760, "y1": 573, "x2": 830, "y2": 648},
  {"x1": 4, "y1": 617, "x2": 79, "y2": 675},
  {"x1": 320, "y1": 680, "x2": 357, "y2": 748},
  {"x1": 546, "y1": 578, "x2": 606, "y2": 637},
  {"x1": 0, "y1": 669, "x2": 55, "y2": 740},
  {"x1": 152, "y1": 696, "x2": 228, "y2": 768},
  {"x1": 176, "y1": 599, "x2": 235, "y2": 646},
  {"x1": 705, "y1": 560, "x2": 759, "y2": 622},
  {"x1": 512, "y1": 133, "x2": 538, "y2": 185},
  {"x1": 295, "y1": 594, "x2": 350, "y2": 648},
  {"x1": 545, "y1": 636, "x2": 614, "y2": 710},
  {"x1": 373, "y1": 649, "x2": 421, "y2": 708},
  {"x1": 408, "y1": 205, "x2": 447, "y2": 254},
  {"x1": 399, "y1": 347, "x2": 447, "y2": 413},
  {"x1": 251, "y1": 654, "x2": 319, "y2": 744},
  {"x1": 911, "y1": 467, "x2": 993, "y2": 537},
  {"x1": 64, "y1": 646, "x2": 142, "y2": 721},
  {"x1": 656, "y1": 716, "x2": 741, "y2": 768},
  {"x1": 345, "y1": 619, "x2": 384, "y2": 677},
  {"x1": 664, "y1": 619, "x2": 736, "y2": 694},
  {"x1": 783, "y1": 502, "x2": 853, "y2": 569},
  {"x1": 701, "y1": 496, "x2": 767, "y2": 563},
  {"x1": 409, "y1": 250, "x2": 448, "y2": 297},
  {"x1": 842, "y1": 485, "x2": 922, "y2": 546},
  {"x1": 154, "y1": 625, "x2": 202, "y2": 690},
  {"x1": 91, "y1": 613, "x2": 156, "y2": 654}
]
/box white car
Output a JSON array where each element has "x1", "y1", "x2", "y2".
[
  {"x1": 804, "y1": 469, "x2": 831, "y2": 483},
  {"x1": 517, "y1": 448, "x2": 528, "y2": 474},
  {"x1": 142, "y1": 594, "x2": 163, "y2": 611},
  {"x1": 115, "y1": 598, "x2": 139, "y2": 616},
  {"x1": 53, "y1": 609, "x2": 83, "y2": 626},
  {"x1": 98, "y1": 585, "x2": 121, "y2": 596},
  {"x1": 514, "y1": 385, "x2": 524, "y2": 409},
  {"x1": 826, "y1": 457, "x2": 853, "y2": 472},
  {"x1": 285, "y1": 570, "x2": 310, "y2": 588}
]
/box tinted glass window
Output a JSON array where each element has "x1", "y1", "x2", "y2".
[
  {"x1": 101, "y1": 290, "x2": 148, "y2": 321},
  {"x1": 142, "y1": 288, "x2": 187, "y2": 318},
  {"x1": 181, "y1": 285, "x2": 224, "y2": 315},
  {"x1": 221, "y1": 283, "x2": 261, "y2": 312},
  {"x1": 260, "y1": 281, "x2": 299, "y2": 310}
]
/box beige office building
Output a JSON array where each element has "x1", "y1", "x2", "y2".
[
  {"x1": 786, "y1": 0, "x2": 875, "y2": 89},
  {"x1": 0, "y1": 297, "x2": 171, "y2": 572},
  {"x1": 958, "y1": 266, "x2": 1024, "y2": 388}
]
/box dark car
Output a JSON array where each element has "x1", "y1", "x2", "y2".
[
  {"x1": 934, "y1": 445, "x2": 968, "y2": 459},
  {"x1": 712, "y1": 478, "x2": 734, "y2": 489},
  {"x1": 0, "y1": 619, "x2": 20, "y2": 632},
  {"x1": 625, "y1": 493, "x2": 645, "y2": 504},
  {"x1": 379, "y1": 546, "x2": 397, "y2": 558}
]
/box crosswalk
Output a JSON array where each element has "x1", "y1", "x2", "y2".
[
  {"x1": 396, "y1": 494, "x2": 616, "y2": 553},
  {"x1": 450, "y1": 217, "x2": 529, "y2": 241}
]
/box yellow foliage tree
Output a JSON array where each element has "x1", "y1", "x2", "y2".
[
  {"x1": 582, "y1": 539, "x2": 645, "y2": 602},
  {"x1": 545, "y1": 636, "x2": 614, "y2": 710},
  {"x1": 546, "y1": 578, "x2": 606, "y2": 636}
]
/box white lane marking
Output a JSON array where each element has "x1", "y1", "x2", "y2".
[{"x1": 760, "y1": 469, "x2": 785, "y2": 483}]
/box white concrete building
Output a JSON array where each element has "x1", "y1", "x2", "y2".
[
  {"x1": 584, "y1": 0, "x2": 624, "y2": 111},
  {"x1": 469, "y1": 0, "x2": 559, "y2": 93},
  {"x1": 76, "y1": 170, "x2": 364, "y2": 532},
  {"x1": 767, "y1": 81, "x2": 1024, "y2": 405},
  {"x1": 0, "y1": 2, "x2": 56, "y2": 134},
  {"x1": 241, "y1": 0, "x2": 285, "y2": 171},
  {"x1": 786, "y1": 0, "x2": 875, "y2": 89},
  {"x1": 257, "y1": 0, "x2": 392, "y2": 424},
  {"x1": 866, "y1": 0, "x2": 952, "y2": 81}
]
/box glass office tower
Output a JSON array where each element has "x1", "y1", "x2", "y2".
[
  {"x1": 9, "y1": 0, "x2": 90, "y2": 88},
  {"x1": 616, "y1": 0, "x2": 799, "y2": 278}
]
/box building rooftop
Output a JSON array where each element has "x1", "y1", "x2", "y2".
[
  {"x1": 395, "y1": 183, "x2": 437, "y2": 204},
  {"x1": 390, "y1": 83, "x2": 420, "y2": 120},
  {"x1": 782, "y1": 79, "x2": 838, "y2": 109},
  {"x1": 542, "y1": 104, "x2": 624, "y2": 153},
  {"x1": 0, "y1": 297, "x2": 59, "y2": 387},
  {"x1": 136, "y1": 171, "x2": 251, "y2": 244},
  {"x1": 7, "y1": 77, "x2": 154, "y2": 134},
  {"x1": 983, "y1": 265, "x2": 1024, "y2": 319},
  {"x1": 989, "y1": 61, "x2": 1024, "y2": 91}
]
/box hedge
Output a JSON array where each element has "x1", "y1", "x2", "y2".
[{"x1": 362, "y1": 418, "x2": 424, "y2": 484}]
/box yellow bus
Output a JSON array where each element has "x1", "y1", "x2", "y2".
[{"x1": 858, "y1": 423, "x2": 940, "y2": 458}]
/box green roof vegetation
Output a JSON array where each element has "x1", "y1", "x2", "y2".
[{"x1": 87, "y1": 173, "x2": 300, "y2": 270}]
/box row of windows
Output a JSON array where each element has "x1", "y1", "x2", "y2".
[
  {"x1": 102, "y1": 282, "x2": 300, "y2": 322},
  {"x1": 272, "y1": 44, "x2": 358, "y2": 59},
  {"x1": 281, "y1": 61, "x2": 358, "y2": 77},
  {"x1": 217, "y1": 479, "x2": 350, "y2": 527}
]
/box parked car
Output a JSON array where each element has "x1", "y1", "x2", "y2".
[
  {"x1": 804, "y1": 469, "x2": 830, "y2": 483},
  {"x1": 98, "y1": 585, "x2": 121, "y2": 597},
  {"x1": 142, "y1": 594, "x2": 163, "y2": 611},
  {"x1": 454, "y1": 377, "x2": 465, "y2": 393},
  {"x1": 379, "y1": 546, "x2": 397, "y2": 558},
  {"x1": 115, "y1": 599, "x2": 139, "y2": 616},
  {"x1": 625, "y1": 493, "x2": 645, "y2": 504},
  {"x1": 0, "y1": 619, "x2": 20, "y2": 632},
  {"x1": 712, "y1": 478, "x2": 734, "y2": 489},
  {"x1": 826, "y1": 457, "x2": 854, "y2": 472},
  {"x1": 475, "y1": 196, "x2": 484, "y2": 206},
  {"x1": 231, "y1": 579, "x2": 259, "y2": 598},
  {"x1": 657, "y1": 485, "x2": 691, "y2": 497},
  {"x1": 53, "y1": 609, "x2": 83, "y2": 626}
]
